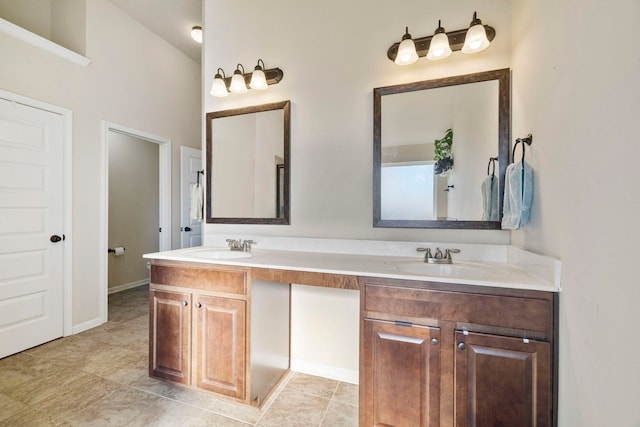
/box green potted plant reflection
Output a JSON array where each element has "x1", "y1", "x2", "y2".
[{"x1": 434, "y1": 128, "x2": 453, "y2": 175}]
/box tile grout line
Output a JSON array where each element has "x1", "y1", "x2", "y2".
[{"x1": 317, "y1": 382, "x2": 340, "y2": 427}]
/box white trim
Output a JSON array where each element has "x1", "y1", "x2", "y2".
[
  {"x1": 100, "y1": 121, "x2": 171, "y2": 324},
  {"x1": 108, "y1": 278, "x2": 149, "y2": 295},
  {"x1": 290, "y1": 359, "x2": 359, "y2": 385},
  {"x1": 0, "y1": 89, "x2": 74, "y2": 338},
  {"x1": 72, "y1": 317, "x2": 103, "y2": 335},
  {"x1": 0, "y1": 18, "x2": 91, "y2": 67}
]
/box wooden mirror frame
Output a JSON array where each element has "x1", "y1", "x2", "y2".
[
  {"x1": 373, "y1": 68, "x2": 510, "y2": 229},
  {"x1": 206, "y1": 100, "x2": 290, "y2": 224}
]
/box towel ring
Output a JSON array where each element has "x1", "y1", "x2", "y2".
[
  {"x1": 512, "y1": 134, "x2": 533, "y2": 163},
  {"x1": 487, "y1": 157, "x2": 498, "y2": 177}
]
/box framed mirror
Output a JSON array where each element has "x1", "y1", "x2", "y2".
[
  {"x1": 206, "y1": 100, "x2": 290, "y2": 224},
  {"x1": 373, "y1": 68, "x2": 510, "y2": 229}
]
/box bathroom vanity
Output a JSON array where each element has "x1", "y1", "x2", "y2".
[{"x1": 144, "y1": 240, "x2": 560, "y2": 426}]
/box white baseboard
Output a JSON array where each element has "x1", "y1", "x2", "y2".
[
  {"x1": 290, "y1": 359, "x2": 359, "y2": 385},
  {"x1": 108, "y1": 279, "x2": 149, "y2": 294},
  {"x1": 71, "y1": 317, "x2": 104, "y2": 335}
]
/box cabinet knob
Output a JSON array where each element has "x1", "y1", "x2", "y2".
[
  {"x1": 182, "y1": 300, "x2": 188, "y2": 307},
  {"x1": 195, "y1": 302, "x2": 202, "y2": 308},
  {"x1": 458, "y1": 342, "x2": 466, "y2": 350},
  {"x1": 430, "y1": 338, "x2": 439, "y2": 345}
]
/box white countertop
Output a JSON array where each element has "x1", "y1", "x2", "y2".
[{"x1": 144, "y1": 238, "x2": 561, "y2": 293}]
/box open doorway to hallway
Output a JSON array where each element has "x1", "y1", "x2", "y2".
[
  {"x1": 107, "y1": 132, "x2": 159, "y2": 296},
  {"x1": 101, "y1": 122, "x2": 171, "y2": 323}
]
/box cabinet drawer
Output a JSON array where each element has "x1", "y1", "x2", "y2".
[
  {"x1": 364, "y1": 283, "x2": 552, "y2": 335},
  {"x1": 151, "y1": 265, "x2": 247, "y2": 295}
]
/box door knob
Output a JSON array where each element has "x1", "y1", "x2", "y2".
[
  {"x1": 458, "y1": 342, "x2": 467, "y2": 350},
  {"x1": 50, "y1": 235, "x2": 63, "y2": 243},
  {"x1": 184, "y1": 226, "x2": 192, "y2": 232},
  {"x1": 195, "y1": 302, "x2": 202, "y2": 308}
]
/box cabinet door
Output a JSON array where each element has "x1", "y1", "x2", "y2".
[
  {"x1": 149, "y1": 289, "x2": 191, "y2": 384},
  {"x1": 455, "y1": 331, "x2": 551, "y2": 427},
  {"x1": 361, "y1": 319, "x2": 441, "y2": 427},
  {"x1": 194, "y1": 295, "x2": 246, "y2": 400}
]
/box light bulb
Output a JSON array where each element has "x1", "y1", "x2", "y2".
[
  {"x1": 250, "y1": 60, "x2": 268, "y2": 90},
  {"x1": 426, "y1": 21, "x2": 452, "y2": 60},
  {"x1": 230, "y1": 72, "x2": 248, "y2": 93},
  {"x1": 191, "y1": 26, "x2": 202, "y2": 43},
  {"x1": 462, "y1": 12, "x2": 491, "y2": 54},
  {"x1": 395, "y1": 27, "x2": 419, "y2": 65},
  {"x1": 210, "y1": 76, "x2": 228, "y2": 97}
]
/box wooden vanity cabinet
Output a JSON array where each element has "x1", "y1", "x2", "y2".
[
  {"x1": 360, "y1": 277, "x2": 557, "y2": 427},
  {"x1": 194, "y1": 295, "x2": 246, "y2": 399},
  {"x1": 149, "y1": 289, "x2": 191, "y2": 385},
  {"x1": 149, "y1": 261, "x2": 249, "y2": 402}
]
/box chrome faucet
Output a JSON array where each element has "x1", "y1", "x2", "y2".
[
  {"x1": 226, "y1": 239, "x2": 256, "y2": 252},
  {"x1": 416, "y1": 247, "x2": 460, "y2": 264}
]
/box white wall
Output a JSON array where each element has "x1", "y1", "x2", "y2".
[
  {"x1": 511, "y1": 1, "x2": 640, "y2": 425},
  {"x1": 0, "y1": 0, "x2": 200, "y2": 327},
  {"x1": 204, "y1": 0, "x2": 512, "y2": 244}
]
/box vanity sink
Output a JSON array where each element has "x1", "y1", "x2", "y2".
[
  {"x1": 389, "y1": 261, "x2": 507, "y2": 279},
  {"x1": 189, "y1": 249, "x2": 253, "y2": 260}
]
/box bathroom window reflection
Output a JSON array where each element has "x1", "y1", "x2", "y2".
[{"x1": 381, "y1": 162, "x2": 436, "y2": 220}]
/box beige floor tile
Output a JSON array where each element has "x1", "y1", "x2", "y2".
[
  {"x1": 321, "y1": 400, "x2": 358, "y2": 426},
  {"x1": 127, "y1": 372, "x2": 183, "y2": 396},
  {"x1": 0, "y1": 392, "x2": 27, "y2": 423},
  {"x1": 257, "y1": 389, "x2": 330, "y2": 427},
  {"x1": 284, "y1": 372, "x2": 338, "y2": 399},
  {"x1": 332, "y1": 382, "x2": 359, "y2": 406},
  {"x1": 207, "y1": 396, "x2": 263, "y2": 424},
  {"x1": 128, "y1": 397, "x2": 251, "y2": 427},
  {"x1": 0, "y1": 407, "x2": 70, "y2": 427},
  {"x1": 64, "y1": 387, "x2": 160, "y2": 426},
  {"x1": 30, "y1": 373, "x2": 121, "y2": 420},
  {"x1": 163, "y1": 384, "x2": 221, "y2": 410}
]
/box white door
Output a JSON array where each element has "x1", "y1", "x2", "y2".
[
  {"x1": 0, "y1": 98, "x2": 64, "y2": 358},
  {"x1": 180, "y1": 146, "x2": 202, "y2": 248}
]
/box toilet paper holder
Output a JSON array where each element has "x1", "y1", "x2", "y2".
[{"x1": 108, "y1": 247, "x2": 126, "y2": 254}]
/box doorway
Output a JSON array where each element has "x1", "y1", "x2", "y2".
[{"x1": 100, "y1": 121, "x2": 171, "y2": 323}]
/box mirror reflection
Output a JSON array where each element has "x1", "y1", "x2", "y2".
[
  {"x1": 206, "y1": 100, "x2": 290, "y2": 224},
  {"x1": 373, "y1": 69, "x2": 510, "y2": 229}
]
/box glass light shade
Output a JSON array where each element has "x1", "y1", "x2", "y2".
[
  {"x1": 426, "y1": 32, "x2": 452, "y2": 60},
  {"x1": 462, "y1": 24, "x2": 490, "y2": 54},
  {"x1": 191, "y1": 26, "x2": 202, "y2": 43},
  {"x1": 229, "y1": 73, "x2": 248, "y2": 93},
  {"x1": 250, "y1": 69, "x2": 268, "y2": 90},
  {"x1": 210, "y1": 77, "x2": 228, "y2": 97},
  {"x1": 395, "y1": 38, "x2": 419, "y2": 65}
]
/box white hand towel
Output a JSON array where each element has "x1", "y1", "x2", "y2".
[
  {"x1": 190, "y1": 183, "x2": 203, "y2": 221},
  {"x1": 501, "y1": 160, "x2": 533, "y2": 229}
]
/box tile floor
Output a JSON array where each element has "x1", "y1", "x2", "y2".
[{"x1": 0, "y1": 285, "x2": 358, "y2": 426}]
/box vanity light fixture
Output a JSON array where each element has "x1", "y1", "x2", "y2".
[
  {"x1": 210, "y1": 68, "x2": 229, "y2": 97},
  {"x1": 209, "y1": 60, "x2": 284, "y2": 97},
  {"x1": 191, "y1": 25, "x2": 202, "y2": 43},
  {"x1": 229, "y1": 64, "x2": 248, "y2": 94},
  {"x1": 387, "y1": 11, "x2": 495, "y2": 64}
]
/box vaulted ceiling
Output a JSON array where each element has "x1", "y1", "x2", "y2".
[{"x1": 108, "y1": 0, "x2": 202, "y2": 63}]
